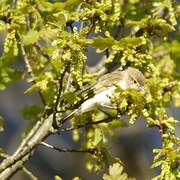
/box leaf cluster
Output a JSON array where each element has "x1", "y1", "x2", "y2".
[{"x1": 0, "y1": 0, "x2": 179, "y2": 179}]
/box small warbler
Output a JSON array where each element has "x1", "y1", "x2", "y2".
[{"x1": 64, "y1": 67, "x2": 145, "y2": 120}]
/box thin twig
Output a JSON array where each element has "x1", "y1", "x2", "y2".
[
  {"x1": 0, "y1": 153, "x2": 9, "y2": 158},
  {"x1": 40, "y1": 142, "x2": 96, "y2": 155},
  {"x1": 22, "y1": 167, "x2": 38, "y2": 180},
  {"x1": 18, "y1": 36, "x2": 46, "y2": 105},
  {"x1": 65, "y1": 73, "x2": 72, "y2": 92},
  {"x1": 11, "y1": 0, "x2": 17, "y2": 8},
  {"x1": 86, "y1": 18, "x2": 94, "y2": 38},
  {"x1": 19, "y1": 14, "x2": 46, "y2": 105},
  {"x1": 54, "y1": 66, "x2": 68, "y2": 112},
  {"x1": 5, "y1": 34, "x2": 52, "y2": 156},
  {"x1": 52, "y1": 65, "x2": 69, "y2": 128},
  {"x1": 59, "y1": 117, "x2": 114, "y2": 132},
  {"x1": 162, "y1": 81, "x2": 177, "y2": 95},
  {"x1": 20, "y1": 43, "x2": 34, "y2": 77}
]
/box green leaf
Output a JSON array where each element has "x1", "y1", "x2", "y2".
[
  {"x1": 72, "y1": 177, "x2": 81, "y2": 180},
  {"x1": 36, "y1": 0, "x2": 63, "y2": 12},
  {"x1": 22, "y1": 30, "x2": 40, "y2": 46},
  {"x1": 0, "y1": 83, "x2": 6, "y2": 90},
  {"x1": 151, "y1": 160, "x2": 163, "y2": 168},
  {"x1": 37, "y1": 0, "x2": 81, "y2": 12},
  {"x1": 174, "y1": 94, "x2": 180, "y2": 107},
  {"x1": 93, "y1": 128, "x2": 103, "y2": 146},
  {"x1": 0, "y1": 115, "x2": 4, "y2": 132},
  {"x1": 54, "y1": 175, "x2": 63, "y2": 180},
  {"x1": 118, "y1": 36, "x2": 146, "y2": 48},
  {"x1": 0, "y1": 20, "x2": 8, "y2": 31},
  {"x1": 91, "y1": 37, "x2": 117, "y2": 52},
  {"x1": 109, "y1": 119, "x2": 128, "y2": 128},
  {"x1": 40, "y1": 28, "x2": 58, "y2": 40},
  {"x1": 103, "y1": 163, "x2": 134, "y2": 180},
  {"x1": 0, "y1": 67, "x2": 22, "y2": 91},
  {"x1": 91, "y1": 36, "x2": 146, "y2": 52},
  {"x1": 0, "y1": 148, "x2": 6, "y2": 157},
  {"x1": 25, "y1": 72, "x2": 54, "y2": 93},
  {"x1": 24, "y1": 83, "x2": 39, "y2": 94},
  {"x1": 3, "y1": 30, "x2": 18, "y2": 56},
  {"x1": 51, "y1": 58, "x2": 62, "y2": 73},
  {"x1": 21, "y1": 105, "x2": 42, "y2": 121},
  {"x1": 63, "y1": 0, "x2": 81, "y2": 11},
  {"x1": 61, "y1": 92, "x2": 81, "y2": 105}
]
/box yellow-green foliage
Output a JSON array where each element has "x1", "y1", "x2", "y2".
[{"x1": 0, "y1": 0, "x2": 179, "y2": 179}]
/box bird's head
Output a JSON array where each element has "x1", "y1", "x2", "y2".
[{"x1": 125, "y1": 67, "x2": 146, "y2": 93}]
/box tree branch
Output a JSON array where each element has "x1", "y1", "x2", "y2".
[
  {"x1": 22, "y1": 167, "x2": 38, "y2": 180},
  {"x1": 52, "y1": 65, "x2": 69, "y2": 129},
  {"x1": 0, "y1": 40, "x2": 70, "y2": 179},
  {"x1": 40, "y1": 142, "x2": 97, "y2": 155},
  {"x1": 0, "y1": 154, "x2": 30, "y2": 180},
  {"x1": 0, "y1": 154, "x2": 36, "y2": 180},
  {"x1": 59, "y1": 116, "x2": 115, "y2": 133},
  {"x1": 0, "y1": 112, "x2": 116, "y2": 179},
  {"x1": 18, "y1": 35, "x2": 46, "y2": 105},
  {"x1": 64, "y1": 73, "x2": 72, "y2": 93},
  {"x1": 0, "y1": 115, "x2": 54, "y2": 179}
]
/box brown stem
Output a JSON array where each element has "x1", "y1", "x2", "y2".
[
  {"x1": 40, "y1": 142, "x2": 97, "y2": 155},
  {"x1": 52, "y1": 65, "x2": 69, "y2": 129},
  {"x1": 22, "y1": 167, "x2": 38, "y2": 180}
]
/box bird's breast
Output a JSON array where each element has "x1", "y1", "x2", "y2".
[
  {"x1": 79, "y1": 80, "x2": 128, "y2": 114},
  {"x1": 117, "y1": 80, "x2": 128, "y2": 90},
  {"x1": 79, "y1": 87, "x2": 115, "y2": 113}
]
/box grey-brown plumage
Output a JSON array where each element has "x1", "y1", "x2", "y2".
[
  {"x1": 63, "y1": 67, "x2": 145, "y2": 121},
  {"x1": 93, "y1": 67, "x2": 145, "y2": 94}
]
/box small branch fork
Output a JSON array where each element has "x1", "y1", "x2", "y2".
[
  {"x1": 40, "y1": 142, "x2": 97, "y2": 155},
  {"x1": 12, "y1": 35, "x2": 52, "y2": 156},
  {"x1": 0, "y1": 154, "x2": 37, "y2": 180},
  {"x1": 52, "y1": 64, "x2": 69, "y2": 129},
  {"x1": 1, "y1": 34, "x2": 51, "y2": 179},
  {"x1": 0, "y1": 39, "x2": 71, "y2": 179}
]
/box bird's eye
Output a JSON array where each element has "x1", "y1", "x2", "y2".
[{"x1": 133, "y1": 79, "x2": 137, "y2": 84}]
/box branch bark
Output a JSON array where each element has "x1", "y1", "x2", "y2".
[
  {"x1": 0, "y1": 111, "x2": 116, "y2": 179},
  {"x1": 0, "y1": 115, "x2": 54, "y2": 179},
  {"x1": 40, "y1": 142, "x2": 97, "y2": 155}
]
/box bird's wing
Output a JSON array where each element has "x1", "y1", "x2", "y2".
[
  {"x1": 93, "y1": 70, "x2": 123, "y2": 93},
  {"x1": 79, "y1": 70, "x2": 123, "y2": 98}
]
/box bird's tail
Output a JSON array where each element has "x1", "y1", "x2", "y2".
[{"x1": 62, "y1": 109, "x2": 79, "y2": 123}]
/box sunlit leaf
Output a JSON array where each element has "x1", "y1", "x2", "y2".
[
  {"x1": 0, "y1": 115, "x2": 4, "y2": 132},
  {"x1": 22, "y1": 30, "x2": 40, "y2": 46}
]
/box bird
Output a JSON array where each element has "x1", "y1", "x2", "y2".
[{"x1": 63, "y1": 67, "x2": 145, "y2": 121}]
